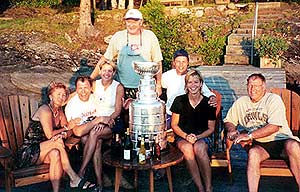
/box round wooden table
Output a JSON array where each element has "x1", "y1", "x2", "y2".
[{"x1": 103, "y1": 145, "x2": 184, "y2": 192}]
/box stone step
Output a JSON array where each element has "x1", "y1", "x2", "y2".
[
  {"x1": 257, "y1": 2, "x2": 282, "y2": 9},
  {"x1": 224, "y1": 54, "x2": 249, "y2": 65},
  {"x1": 226, "y1": 45, "x2": 252, "y2": 56},
  {"x1": 239, "y1": 23, "x2": 253, "y2": 29},
  {"x1": 233, "y1": 28, "x2": 263, "y2": 35},
  {"x1": 257, "y1": 13, "x2": 283, "y2": 19},
  {"x1": 242, "y1": 18, "x2": 279, "y2": 24},
  {"x1": 227, "y1": 34, "x2": 252, "y2": 46}
]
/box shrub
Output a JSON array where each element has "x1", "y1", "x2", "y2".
[
  {"x1": 254, "y1": 35, "x2": 288, "y2": 61},
  {"x1": 141, "y1": 0, "x2": 228, "y2": 70}
]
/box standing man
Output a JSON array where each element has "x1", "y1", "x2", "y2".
[
  {"x1": 91, "y1": 9, "x2": 163, "y2": 104},
  {"x1": 162, "y1": 49, "x2": 216, "y2": 129},
  {"x1": 224, "y1": 73, "x2": 300, "y2": 192}
]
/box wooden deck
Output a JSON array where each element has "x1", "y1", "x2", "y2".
[{"x1": 1, "y1": 144, "x2": 298, "y2": 191}]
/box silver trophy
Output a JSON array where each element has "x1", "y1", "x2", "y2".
[{"x1": 130, "y1": 61, "x2": 166, "y2": 151}]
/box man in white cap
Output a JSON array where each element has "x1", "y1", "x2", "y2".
[{"x1": 91, "y1": 8, "x2": 163, "y2": 123}]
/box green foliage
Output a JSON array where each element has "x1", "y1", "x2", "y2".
[
  {"x1": 11, "y1": 0, "x2": 61, "y2": 7},
  {"x1": 141, "y1": 0, "x2": 228, "y2": 70},
  {"x1": 141, "y1": 0, "x2": 182, "y2": 71},
  {"x1": 254, "y1": 35, "x2": 288, "y2": 60}
]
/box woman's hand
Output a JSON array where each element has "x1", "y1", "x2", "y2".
[
  {"x1": 68, "y1": 118, "x2": 81, "y2": 130},
  {"x1": 51, "y1": 133, "x2": 67, "y2": 142},
  {"x1": 186, "y1": 133, "x2": 197, "y2": 144}
]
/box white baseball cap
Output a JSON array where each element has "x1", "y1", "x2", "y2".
[{"x1": 124, "y1": 9, "x2": 143, "y2": 20}]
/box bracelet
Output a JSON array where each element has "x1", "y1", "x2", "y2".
[{"x1": 63, "y1": 125, "x2": 69, "y2": 131}]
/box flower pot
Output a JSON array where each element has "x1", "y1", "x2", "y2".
[{"x1": 259, "y1": 57, "x2": 281, "y2": 68}]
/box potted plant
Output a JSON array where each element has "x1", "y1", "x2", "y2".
[{"x1": 254, "y1": 35, "x2": 288, "y2": 68}]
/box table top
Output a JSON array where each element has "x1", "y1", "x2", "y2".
[{"x1": 103, "y1": 144, "x2": 184, "y2": 171}]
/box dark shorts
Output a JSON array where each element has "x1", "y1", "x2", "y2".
[{"x1": 252, "y1": 139, "x2": 288, "y2": 159}]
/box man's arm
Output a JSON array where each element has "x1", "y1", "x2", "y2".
[{"x1": 234, "y1": 124, "x2": 280, "y2": 144}]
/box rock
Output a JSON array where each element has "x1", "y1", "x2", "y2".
[
  {"x1": 216, "y1": 5, "x2": 227, "y2": 12},
  {"x1": 227, "y1": 3, "x2": 237, "y2": 10},
  {"x1": 11, "y1": 72, "x2": 74, "y2": 94},
  {"x1": 195, "y1": 9, "x2": 204, "y2": 17},
  {"x1": 177, "y1": 7, "x2": 191, "y2": 15},
  {"x1": 225, "y1": 9, "x2": 238, "y2": 16}
]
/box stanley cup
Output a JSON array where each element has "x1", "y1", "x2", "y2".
[{"x1": 129, "y1": 61, "x2": 166, "y2": 151}]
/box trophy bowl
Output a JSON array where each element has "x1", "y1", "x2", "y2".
[{"x1": 133, "y1": 61, "x2": 160, "y2": 77}]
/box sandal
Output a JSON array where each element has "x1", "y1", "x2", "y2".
[
  {"x1": 93, "y1": 185, "x2": 103, "y2": 192},
  {"x1": 70, "y1": 177, "x2": 96, "y2": 191}
]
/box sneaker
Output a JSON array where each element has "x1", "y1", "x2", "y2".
[
  {"x1": 120, "y1": 176, "x2": 134, "y2": 189},
  {"x1": 103, "y1": 173, "x2": 112, "y2": 187}
]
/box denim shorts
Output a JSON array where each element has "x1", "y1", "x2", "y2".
[{"x1": 175, "y1": 136, "x2": 212, "y2": 157}]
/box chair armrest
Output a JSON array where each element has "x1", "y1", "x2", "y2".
[
  {"x1": 0, "y1": 145, "x2": 12, "y2": 159},
  {"x1": 225, "y1": 138, "x2": 234, "y2": 151}
]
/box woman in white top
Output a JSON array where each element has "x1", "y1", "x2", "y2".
[{"x1": 93, "y1": 61, "x2": 125, "y2": 134}]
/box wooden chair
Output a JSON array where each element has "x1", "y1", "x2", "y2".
[
  {"x1": 260, "y1": 88, "x2": 300, "y2": 176},
  {"x1": 0, "y1": 95, "x2": 50, "y2": 191},
  {"x1": 210, "y1": 89, "x2": 232, "y2": 174}
]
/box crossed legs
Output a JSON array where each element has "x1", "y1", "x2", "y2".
[
  {"x1": 78, "y1": 126, "x2": 112, "y2": 187},
  {"x1": 177, "y1": 139, "x2": 211, "y2": 192},
  {"x1": 39, "y1": 138, "x2": 82, "y2": 192}
]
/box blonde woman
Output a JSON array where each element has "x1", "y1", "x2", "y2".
[{"x1": 171, "y1": 70, "x2": 216, "y2": 192}]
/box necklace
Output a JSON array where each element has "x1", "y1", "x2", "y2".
[{"x1": 48, "y1": 104, "x2": 59, "y2": 118}]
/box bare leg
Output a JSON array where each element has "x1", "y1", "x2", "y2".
[
  {"x1": 177, "y1": 140, "x2": 204, "y2": 192},
  {"x1": 39, "y1": 139, "x2": 82, "y2": 187},
  {"x1": 94, "y1": 139, "x2": 103, "y2": 186},
  {"x1": 43, "y1": 149, "x2": 63, "y2": 192},
  {"x1": 79, "y1": 127, "x2": 112, "y2": 179},
  {"x1": 194, "y1": 141, "x2": 212, "y2": 192},
  {"x1": 247, "y1": 145, "x2": 269, "y2": 192},
  {"x1": 285, "y1": 139, "x2": 300, "y2": 191}
]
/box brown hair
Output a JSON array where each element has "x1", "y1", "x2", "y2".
[
  {"x1": 47, "y1": 81, "x2": 68, "y2": 98},
  {"x1": 184, "y1": 69, "x2": 203, "y2": 93},
  {"x1": 75, "y1": 75, "x2": 93, "y2": 87},
  {"x1": 247, "y1": 73, "x2": 266, "y2": 84}
]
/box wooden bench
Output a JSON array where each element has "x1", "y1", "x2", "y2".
[{"x1": 0, "y1": 95, "x2": 80, "y2": 191}]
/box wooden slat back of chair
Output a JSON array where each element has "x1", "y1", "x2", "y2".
[
  {"x1": 210, "y1": 89, "x2": 223, "y2": 151},
  {"x1": 211, "y1": 89, "x2": 222, "y2": 119},
  {"x1": 270, "y1": 88, "x2": 300, "y2": 136},
  {"x1": 0, "y1": 95, "x2": 38, "y2": 154}
]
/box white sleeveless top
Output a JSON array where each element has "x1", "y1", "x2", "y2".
[{"x1": 94, "y1": 79, "x2": 119, "y2": 116}]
